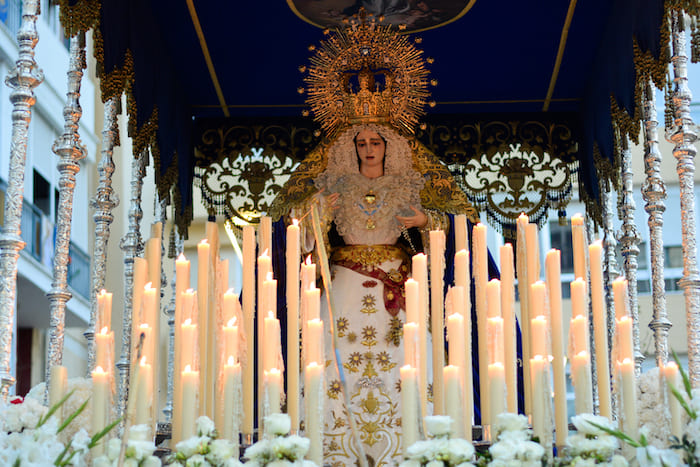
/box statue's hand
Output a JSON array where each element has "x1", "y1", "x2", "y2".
[{"x1": 396, "y1": 206, "x2": 427, "y2": 229}]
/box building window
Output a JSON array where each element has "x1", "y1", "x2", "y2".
[
  {"x1": 549, "y1": 221, "x2": 574, "y2": 274},
  {"x1": 664, "y1": 246, "x2": 684, "y2": 269}
]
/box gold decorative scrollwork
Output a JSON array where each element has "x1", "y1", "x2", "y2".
[
  {"x1": 417, "y1": 118, "x2": 578, "y2": 240},
  {"x1": 193, "y1": 118, "x2": 322, "y2": 224}
]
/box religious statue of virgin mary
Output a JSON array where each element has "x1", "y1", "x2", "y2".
[{"x1": 269, "y1": 11, "x2": 504, "y2": 466}]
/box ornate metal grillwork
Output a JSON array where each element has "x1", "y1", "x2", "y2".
[
  {"x1": 417, "y1": 119, "x2": 579, "y2": 240},
  {"x1": 194, "y1": 119, "x2": 322, "y2": 224}
]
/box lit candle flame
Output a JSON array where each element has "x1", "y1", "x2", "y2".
[
  {"x1": 100, "y1": 326, "x2": 109, "y2": 335},
  {"x1": 227, "y1": 316, "x2": 237, "y2": 327}
]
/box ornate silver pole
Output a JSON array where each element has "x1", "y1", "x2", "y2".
[
  {"x1": 668, "y1": 10, "x2": 700, "y2": 388},
  {"x1": 641, "y1": 81, "x2": 671, "y2": 368},
  {"x1": 116, "y1": 150, "x2": 147, "y2": 423},
  {"x1": 616, "y1": 137, "x2": 644, "y2": 374},
  {"x1": 0, "y1": 0, "x2": 43, "y2": 401},
  {"x1": 163, "y1": 222, "x2": 179, "y2": 424},
  {"x1": 86, "y1": 96, "x2": 121, "y2": 374},
  {"x1": 601, "y1": 184, "x2": 619, "y2": 418},
  {"x1": 45, "y1": 32, "x2": 87, "y2": 387}
]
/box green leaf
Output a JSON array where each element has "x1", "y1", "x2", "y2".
[
  {"x1": 88, "y1": 417, "x2": 122, "y2": 449},
  {"x1": 57, "y1": 397, "x2": 89, "y2": 434},
  {"x1": 53, "y1": 439, "x2": 72, "y2": 466},
  {"x1": 36, "y1": 389, "x2": 77, "y2": 428},
  {"x1": 670, "y1": 384, "x2": 697, "y2": 420},
  {"x1": 672, "y1": 350, "x2": 692, "y2": 398},
  {"x1": 587, "y1": 420, "x2": 642, "y2": 448}
]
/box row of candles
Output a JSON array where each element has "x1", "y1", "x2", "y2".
[{"x1": 76, "y1": 212, "x2": 687, "y2": 460}]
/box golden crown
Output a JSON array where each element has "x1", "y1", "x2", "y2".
[{"x1": 300, "y1": 10, "x2": 435, "y2": 137}]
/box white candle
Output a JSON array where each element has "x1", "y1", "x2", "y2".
[
  {"x1": 132, "y1": 257, "x2": 147, "y2": 335},
  {"x1": 263, "y1": 311, "x2": 281, "y2": 373},
  {"x1": 499, "y1": 244, "x2": 517, "y2": 413},
  {"x1": 545, "y1": 249, "x2": 568, "y2": 446},
  {"x1": 257, "y1": 252, "x2": 272, "y2": 429},
  {"x1": 197, "y1": 239, "x2": 213, "y2": 418},
  {"x1": 305, "y1": 286, "x2": 321, "y2": 321},
  {"x1": 412, "y1": 253, "x2": 429, "y2": 422},
  {"x1": 404, "y1": 322, "x2": 419, "y2": 369},
  {"x1": 487, "y1": 278, "x2": 501, "y2": 319},
  {"x1": 616, "y1": 316, "x2": 634, "y2": 362},
  {"x1": 530, "y1": 315, "x2": 547, "y2": 359},
  {"x1": 96, "y1": 289, "x2": 112, "y2": 335},
  {"x1": 265, "y1": 368, "x2": 282, "y2": 415},
  {"x1": 447, "y1": 311, "x2": 466, "y2": 430},
  {"x1": 180, "y1": 319, "x2": 197, "y2": 369},
  {"x1": 259, "y1": 216, "x2": 272, "y2": 258},
  {"x1": 618, "y1": 358, "x2": 638, "y2": 439},
  {"x1": 134, "y1": 357, "x2": 153, "y2": 429},
  {"x1": 613, "y1": 277, "x2": 629, "y2": 320},
  {"x1": 181, "y1": 364, "x2": 199, "y2": 440},
  {"x1": 400, "y1": 365, "x2": 420, "y2": 451},
  {"x1": 571, "y1": 315, "x2": 589, "y2": 355},
  {"x1": 222, "y1": 356, "x2": 241, "y2": 444},
  {"x1": 241, "y1": 225, "x2": 255, "y2": 436},
  {"x1": 530, "y1": 355, "x2": 549, "y2": 452},
  {"x1": 472, "y1": 223, "x2": 489, "y2": 424},
  {"x1": 487, "y1": 317, "x2": 504, "y2": 365},
  {"x1": 95, "y1": 327, "x2": 113, "y2": 373},
  {"x1": 572, "y1": 351, "x2": 593, "y2": 414},
  {"x1": 223, "y1": 288, "x2": 237, "y2": 325},
  {"x1": 516, "y1": 213, "x2": 532, "y2": 416},
  {"x1": 223, "y1": 317, "x2": 239, "y2": 363},
  {"x1": 570, "y1": 278, "x2": 587, "y2": 318},
  {"x1": 305, "y1": 319, "x2": 324, "y2": 366},
  {"x1": 286, "y1": 219, "x2": 301, "y2": 431},
  {"x1": 663, "y1": 362, "x2": 683, "y2": 439},
  {"x1": 571, "y1": 214, "x2": 588, "y2": 280},
  {"x1": 429, "y1": 229, "x2": 446, "y2": 414},
  {"x1": 589, "y1": 240, "x2": 611, "y2": 418},
  {"x1": 454, "y1": 250, "x2": 473, "y2": 433},
  {"x1": 91, "y1": 366, "x2": 109, "y2": 456},
  {"x1": 454, "y1": 214, "x2": 468, "y2": 251},
  {"x1": 174, "y1": 254, "x2": 190, "y2": 445},
  {"x1": 305, "y1": 362, "x2": 323, "y2": 465},
  {"x1": 444, "y1": 365, "x2": 464, "y2": 438},
  {"x1": 405, "y1": 279, "x2": 419, "y2": 324},
  {"x1": 488, "y1": 362, "x2": 506, "y2": 422}
]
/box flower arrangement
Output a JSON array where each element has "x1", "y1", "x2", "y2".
[
  {"x1": 554, "y1": 414, "x2": 627, "y2": 466},
  {"x1": 93, "y1": 424, "x2": 160, "y2": 467},
  {"x1": 482, "y1": 413, "x2": 545, "y2": 466},
  {"x1": 166, "y1": 416, "x2": 242, "y2": 466},
  {"x1": 243, "y1": 413, "x2": 316, "y2": 467},
  {"x1": 0, "y1": 390, "x2": 117, "y2": 466},
  {"x1": 400, "y1": 415, "x2": 475, "y2": 466}
]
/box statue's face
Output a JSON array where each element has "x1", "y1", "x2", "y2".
[{"x1": 355, "y1": 130, "x2": 385, "y2": 172}]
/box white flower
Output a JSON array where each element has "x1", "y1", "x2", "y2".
[
  {"x1": 123, "y1": 458, "x2": 140, "y2": 467},
  {"x1": 424, "y1": 415, "x2": 452, "y2": 438},
  {"x1": 197, "y1": 416, "x2": 217, "y2": 437},
  {"x1": 494, "y1": 412, "x2": 529, "y2": 436},
  {"x1": 301, "y1": 461, "x2": 317, "y2": 467},
  {"x1": 129, "y1": 423, "x2": 152, "y2": 442},
  {"x1": 426, "y1": 460, "x2": 443, "y2": 467},
  {"x1": 106, "y1": 437, "x2": 122, "y2": 460},
  {"x1": 207, "y1": 438, "x2": 236, "y2": 464},
  {"x1": 244, "y1": 438, "x2": 272, "y2": 461},
  {"x1": 399, "y1": 460, "x2": 422, "y2": 467},
  {"x1": 72, "y1": 427, "x2": 91, "y2": 453},
  {"x1": 267, "y1": 461, "x2": 292, "y2": 467},
  {"x1": 636, "y1": 445, "x2": 682, "y2": 467},
  {"x1": 446, "y1": 438, "x2": 475, "y2": 462},
  {"x1": 187, "y1": 453, "x2": 211, "y2": 466},
  {"x1": 571, "y1": 413, "x2": 616, "y2": 437},
  {"x1": 265, "y1": 413, "x2": 292, "y2": 436},
  {"x1": 177, "y1": 435, "x2": 210, "y2": 457},
  {"x1": 143, "y1": 455, "x2": 163, "y2": 467},
  {"x1": 92, "y1": 455, "x2": 113, "y2": 467},
  {"x1": 610, "y1": 454, "x2": 629, "y2": 466}
]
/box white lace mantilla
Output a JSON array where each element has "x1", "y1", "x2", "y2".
[{"x1": 317, "y1": 172, "x2": 424, "y2": 245}]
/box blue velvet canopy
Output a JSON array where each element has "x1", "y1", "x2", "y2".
[{"x1": 61, "y1": 0, "x2": 680, "y2": 232}]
